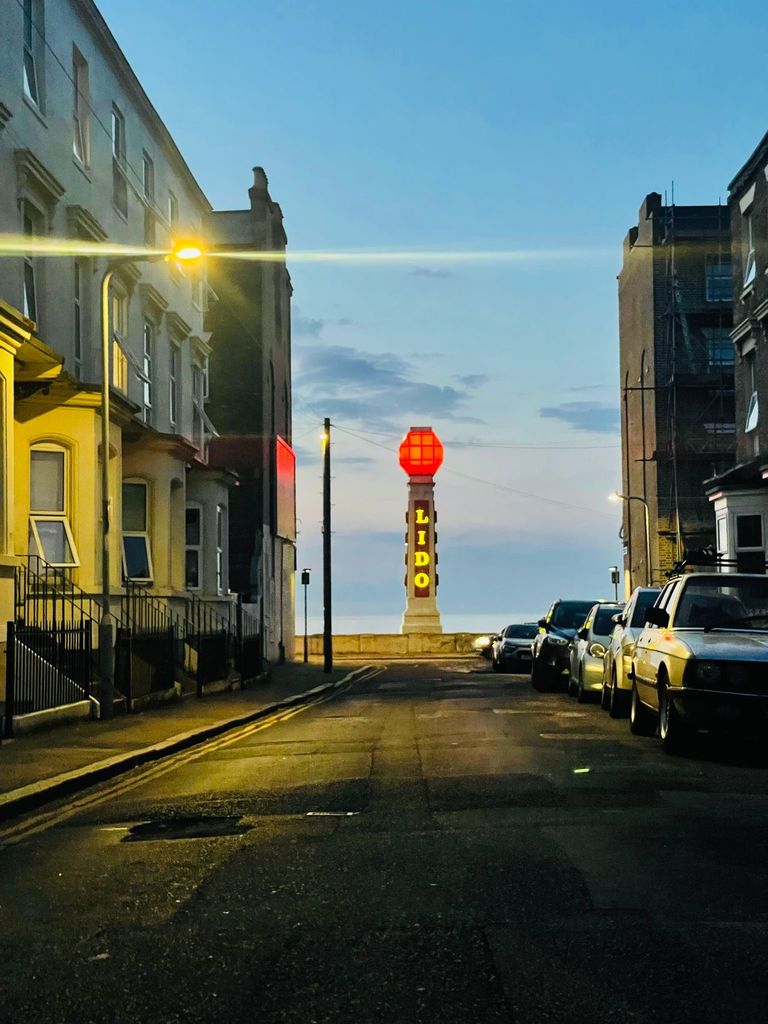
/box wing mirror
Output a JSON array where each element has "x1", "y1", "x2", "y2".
[
  {"x1": 644, "y1": 605, "x2": 669, "y2": 628},
  {"x1": 611, "y1": 613, "x2": 624, "y2": 626},
  {"x1": 577, "y1": 627, "x2": 589, "y2": 641},
  {"x1": 537, "y1": 617, "x2": 548, "y2": 629}
]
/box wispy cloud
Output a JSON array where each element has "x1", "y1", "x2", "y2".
[
  {"x1": 538, "y1": 401, "x2": 619, "y2": 434},
  {"x1": 409, "y1": 266, "x2": 454, "y2": 279},
  {"x1": 567, "y1": 383, "x2": 614, "y2": 393},
  {"x1": 294, "y1": 344, "x2": 482, "y2": 430},
  {"x1": 454, "y1": 373, "x2": 489, "y2": 388},
  {"x1": 293, "y1": 312, "x2": 354, "y2": 337}
]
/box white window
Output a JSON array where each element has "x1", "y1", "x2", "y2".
[
  {"x1": 167, "y1": 190, "x2": 178, "y2": 228},
  {"x1": 140, "y1": 320, "x2": 153, "y2": 422},
  {"x1": 112, "y1": 105, "x2": 127, "y2": 217},
  {"x1": 110, "y1": 286, "x2": 128, "y2": 392},
  {"x1": 73, "y1": 260, "x2": 83, "y2": 378},
  {"x1": 192, "y1": 363, "x2": 205, "y2": 452},
  {"x1": 216, "y1": 504, "x2": 225, "y2": 595},
  {"x1": 185, "y1": 504, "x2": 202, "y2": 590},
  {"x1": 22, "y1": 204, "x2": 38, "y2": 322},
  {"x1": 122, "y1": 481, "x2": 153, "y2": 582},
  {"x1": 72, "y1": 47, "x2": 90, "y2": 165},
  {"x1": 29, "y1": 446, "x2": 79, "y2": 567},
  {"x1": 23, "y1": 0, "x2": 41, "y2": 107},
  {"x1": 743, "y1": 212, "x2": 756, "y2": 287},
  {"x1": 142, "y1": 152, "x2": 155, "y2": 246},
  {"x1": 169, "y1": 344, "x2": 178, "y2": 425}
]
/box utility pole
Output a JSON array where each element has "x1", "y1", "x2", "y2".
[
  {"x1": 322, "y1": 418, "x2": 332, "y2": 672},
  {"x1": 301, "y1": 568, "x2": 311, "y2": 663}
]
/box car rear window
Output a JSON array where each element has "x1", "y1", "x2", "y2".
[
  {"x1": 504, "y1": 623, "x2": 537, "y2": 639},
  {"x1": 551, "y1": 601, "x2": 595, "y2": 628},
  {"x1": 631, "y1": 589, "x2": 662, "y2": 626},
  {"x1": 593, "y1": 605, "x2": 622, "y2": 634}
]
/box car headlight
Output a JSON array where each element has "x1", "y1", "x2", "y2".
[
  {"x1": 548, "y1": 635, "x2": 568, "y2": 647},
  {"x1": 693, "y1": 661, "x2": 722, "y2": 685},
  {"x1": 588, "y1": 642, "x2": 606, "y2": 658}
]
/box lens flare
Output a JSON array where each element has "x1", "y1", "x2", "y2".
[{"x1": 0, "y1": 234, "x2": 169, "y2": 259}]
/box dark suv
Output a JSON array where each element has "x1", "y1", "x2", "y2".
[{"x1": 531, "y1": 598, "x2": 598, "y2": 691}]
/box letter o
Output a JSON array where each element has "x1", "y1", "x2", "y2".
[{"x1": 414, "y1": 572, "x2": 430, "y2": 589}]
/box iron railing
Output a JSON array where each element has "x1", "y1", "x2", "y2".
[{"x1": 4, "y1": 619, "x2": 92, "y2": 737}]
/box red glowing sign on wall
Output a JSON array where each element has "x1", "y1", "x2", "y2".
[{"x1": 398, "y1": 427, "x2": 444, "y2": 477}]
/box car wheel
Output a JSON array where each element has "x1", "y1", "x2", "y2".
[
  {"x1": 629, "y1": 681, "x2": 656, "y2": 736},
  {"x1": 576, "y1": 669, "x2": 590, "y2": 703},
  {"x1": 600, "y1": 676, "x2": 610, "y2": 710},
  {"x1": 659, "y1": 680, "x2": 692, "y2": 753},
  {"x1": 609, "y1": 670, "x2": 628, "y2": 719},
  {"x1": 491, "y1": 657, "x2": 501, "y2": 673},
  {"x1": 566, "y1": 670, "x2": 577, "y2": 697},
  {"x1": 531, "y1": 656, "x2": 549, "y2": 692}
]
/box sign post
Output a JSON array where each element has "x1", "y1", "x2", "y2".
[{"x1": 399, "y1": 426, "x2": 443, "y2": 634}]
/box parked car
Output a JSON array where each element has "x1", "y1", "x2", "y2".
[
  {"x1": 472, "y1": 634, "x2": 497, "y2": 659},
  {"x1": 567, "y1": 602, "x2": 623, "y2": 701},
  {"x1": 491, "y1": 623, "x2": 538, "y2": 672},
  {"x1": 631, "y1": 572, "x2": 768, "y2": 751},
  {"x1": 600, "y1": 586, "x2": 661, "y2": 717},
  {"x1": 531, "y1": 598, "x2": 598, "y2": 691}
]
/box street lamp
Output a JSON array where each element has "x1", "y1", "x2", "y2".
[
  {"x1": 98, "y1": 241, "x2": 203, "y2": 719},
  {"x1": 608, "y1": 491, "x2": 652, "y2": 587},
  {"x1": 301, "y1": 568, "x2": 311, "y2": 663}
]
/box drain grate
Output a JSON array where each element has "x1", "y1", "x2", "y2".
[{"x1": 122, "y1": 816, "x2": 252, "y2": 842}]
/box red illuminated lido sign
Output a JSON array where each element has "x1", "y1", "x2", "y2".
[{"x1": 399, "y1": 428, "x2": 444, "y2": 478}]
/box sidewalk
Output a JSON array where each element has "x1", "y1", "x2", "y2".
[{"x1": 0, "y1": 659, "x2": 366, "y2": 821}]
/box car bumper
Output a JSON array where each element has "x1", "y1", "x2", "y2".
[
  {"x1": 671, "y1": 687, "x2": 768, "y2": 728},
  {"x1": 498, "y1": 648, "x2": 532, "y2": 666},
  {"x1": 542, "y1": 646, "x2": 570, "y2": 673}
]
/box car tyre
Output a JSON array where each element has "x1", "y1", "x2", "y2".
[
  {"x1": 659, "y1": 680, "x2": 692, "y2": 753},
  {"x1": 609, "y1": 671, "x2": 629, "y2": 719},
  {"x1": 600, "y1": 676, "x2": 610, "y2": 710},
  {"x1": 567, "y1": 671, "x2": 578, "y2": 697},
  {"x1": 576, "y1": 669, "x2": 590, "y2": 703},
  {"x1": 629, "y1": 681, "x2": 656, "y2": 736},
  {"x1": 491, "y1": 657, "x2": 501, "y2": 673},
  {"x1": 531, "y1": 656, "x2": 549, "y2": 692}
]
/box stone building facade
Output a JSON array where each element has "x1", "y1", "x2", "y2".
[
  {"x1": 618, "y1": 193, "x2": 734, "y2": 589},
  {"x1": 707, "y1": 132, "x2": 768, "y2": 570}
]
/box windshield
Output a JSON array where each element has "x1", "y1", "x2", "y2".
[
  {"x1": 551, "y1": 601, "x2": 595, "y2": 629},
  {"x1": 503, "y1": 623, "x2": 537, "y2": 639},
  {"x1": 593, "y1": 605, "x2": 622, "y2": 635},
  {"x1": 674, "y1": 577, "x2": 768, "y2": 630},
  {"x1": 631, "y1": 589, "x2": 661, "y2": 626}
]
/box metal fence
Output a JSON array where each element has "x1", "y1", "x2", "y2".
[{"x1": 4, "y1": 620, "x2": 92, "y2": 737}]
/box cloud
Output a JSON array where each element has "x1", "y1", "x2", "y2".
[
  {"x1": 409, "y1": 266, "x2": 454, "y2": 279},
  {"x1": 293, "y1": 315, "x2": 325, "y2": 337},
  {"x1": 538, "y1": 401, "x2": 619, "y2": 434},
  {"x1": 567, "y1": 383, "x2": 614, "y2": 393},
  {"x1": 454, "y1": 373, "x2": 489, "y2": 388},
  {"x1": 335, "y1": 455, "x2": 375, "y2": 464},
  {"x1": 293, "y1": 313, "x2": 354, "y2": 337},
  {"x1": 294, "y1": 343, "x2": 481, "y2": 430}
]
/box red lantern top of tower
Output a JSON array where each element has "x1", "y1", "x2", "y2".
[{"x1": 398, "y1": 426, "x2": 444, "y2": 477}]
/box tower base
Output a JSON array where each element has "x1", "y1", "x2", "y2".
[{"x1": 401, "y1": 608, "x2": 442, "y2": 634}]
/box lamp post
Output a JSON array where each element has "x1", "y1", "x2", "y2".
[
  {"x1": 301, "y1": 568, "x2": 311, "y2": 663},
  {"x1": 608, "y1": 492, "x2": 652, "y2": 587},
  {"x1": 98, "y1": 242, "x2": 203, "y2": 719}
]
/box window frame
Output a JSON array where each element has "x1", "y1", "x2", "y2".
[
  {"x1": 72, "y1": 47, "x2": 90, "y2": 166},
  {"x1": 185, "y1": 502, "x2": 203, "y2": 591},
  {"x1": 22, "y1": 201, "x2": 41, "y2": 323},
  {"x1": 121, "y1": 480, "x2": 153, "y2": 583},
  {"x1": 216, "y1": 504, "x2": 226, "y2": 595},
  {"x1": 743, "y1": 211, "x2": 756, "y2": 287},
  {"x1": 22, "y1": 0, "x2": 41, "y2": 109},
  {"x1": 28, "y1": 444, "x2": 79, "y2": 568},
  {"x1": 169, "y1": 343, "x2": 179, "y2": 426},
  {"x1": 140, "y1": 319, "x2": 153, "y2": 423},
  {"x1": 111, "y1": 104, "x2": 128, "y2": 218},
  {"x1": 73, "y1": 259, "x2": 83, "y2": 378},
  {"x1": 110, "y1": 284, "x2": 128, "y2": 393},
  {"x1": 142, "y1": 151, "x2": 155, "y2": 246}
]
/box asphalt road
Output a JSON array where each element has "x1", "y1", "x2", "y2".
[{"x1": 1, "y1": 660, "x2": 767, "y2": 1024}]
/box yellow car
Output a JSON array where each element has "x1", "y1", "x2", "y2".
[{"x1": 631, "y1": 572, "x2": 768, "y2": 751}]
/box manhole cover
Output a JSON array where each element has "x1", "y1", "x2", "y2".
[{"x1": 122, "y1": 816, "x2": 252, "y2": 842}]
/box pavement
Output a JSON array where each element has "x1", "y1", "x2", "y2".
[{"x1": 0, "y1": 659, "x2": 367, "y2": 821}]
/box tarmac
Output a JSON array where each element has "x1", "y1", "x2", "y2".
[{"x1": 0, "y1": 659, "x2": 368, "y2": 822}]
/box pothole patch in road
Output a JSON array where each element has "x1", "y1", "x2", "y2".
[{"x1": 121, "y1": 815, "x2": 253, "y2": 842}]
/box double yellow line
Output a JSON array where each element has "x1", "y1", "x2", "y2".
[{"x1": 0, "y1": 668, "x2": 384, "y2": 849}]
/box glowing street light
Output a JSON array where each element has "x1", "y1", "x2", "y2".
[{"x1": 608, "y1": 491, "x2": 652, "y2": 587}]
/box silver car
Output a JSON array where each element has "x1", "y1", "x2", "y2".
[
  {"x1": 600, "y1": 586, "x2": 661, "y2": 717},
  {"x1": 568, "y1": 602, "x2": 623, "y2": 702}
]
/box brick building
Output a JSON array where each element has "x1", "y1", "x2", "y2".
[
  {"x1": 707, "y1": 133, "x2": 768, "y2": 570},
  {"x1": 618, "y1": 193, "x2": 734, "y2": 588}
]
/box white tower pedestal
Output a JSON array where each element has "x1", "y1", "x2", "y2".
[{"x1": 401, "y1": 477, "x2": 442, "y2": 634}]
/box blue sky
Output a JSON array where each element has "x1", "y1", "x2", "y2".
[{"x1": 99, "y1": 0, "x2": 768, "y2": 630}]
